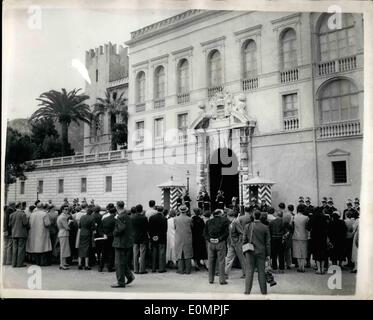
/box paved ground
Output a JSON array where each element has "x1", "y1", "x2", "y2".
[{"x1": 1, "y1": 263, "x2": 356, "y2": 298}]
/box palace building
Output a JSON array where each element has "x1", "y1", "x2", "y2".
[{"x1": 7, "y1": 10, "x2": 364, "y2": 211}]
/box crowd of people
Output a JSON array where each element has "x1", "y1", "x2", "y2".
[{"x1": 2, "y1": 194, "x2": 360, "y2": 294}]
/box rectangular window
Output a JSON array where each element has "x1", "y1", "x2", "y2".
[
  {"x1": 81, "y1": 177, "x2": 87, "y2": 193},
  {"x1": 20, "y1": 181, "x2": 25, "y2": 195},
  {"x1": 135, "y1": 121, "x2": 144, "y2": 144},
  {"x1": 332, "y1": 161, "x2": 347, "y2": 184},
  {"x1": 58, "y1": 179, "x2": 64, "y2": 194},
  {"x1": 105, "y1": 176, "x2": 112, "y2": 192},
  {"x1": 38, "y1": 180, "x2": 43, "y2": 194},
  {"x1": 283, "y1": 93, "x2": 298, "y2": 118},
  {"x1": 177, "y1": 113, "x2": 188, "y2": 133}
]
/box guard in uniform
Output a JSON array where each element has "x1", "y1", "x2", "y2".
[
  {"x1": 197, "y1": 191, "x2": 204, "y2": 210},
  {"x1": 216, "y1": 190, "x2": 225, "y2": 210},
  {"x1": 183, "y1": 191, "x2": 192, "y2": 210},
  {"x1": 325, "y1": 197, "x2": 337, "y2": 217},
  {"x1": 230, "y1": 197, "x2": 240, "y2": 216},
  {"x1": 203, "y1": 190, "x2": 211, "y2": 213},
  {"x1": 343, "y1": 199, "x2": 358, "y2": 220},
  {"x1": 204, "y1": 209, "x2": 230, "y2": 285},
  {"x1": 304, "y1": 197, "x2": 314, "y2": 217}
]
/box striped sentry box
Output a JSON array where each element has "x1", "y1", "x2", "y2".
[{"x1": 258, "y1": 185, "x2": 272, "y2": 206}]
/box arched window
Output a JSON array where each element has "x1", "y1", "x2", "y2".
[
  {"x1": 318, "y1": 13, "x2": 355, "y2": 62},
  {"x1": 242, "y1": 40, "x2": 257, "y2": 79},
  {"x1": 319, "y1": 79, "x2": 359, "y2": 123},
  {"x1": 280, "y1": 28, "x2": 297, "y2": 70},
  {"x1": 177, "y1": 59, "x2": 189, "y2": 93},
  {"x1": 208, "y1": 50, "x2": 222, "y2": 87},
  {"x1": 154, "y1": 66, "x2": 165, "y2": 99},
  {"x1": 136, "y1": 71, "x2": 145, "y2": 103}
]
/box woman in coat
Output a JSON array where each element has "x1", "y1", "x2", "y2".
[
  {"x1": 57, "y1": 205, "x2": 72, "y2": 270},
  {"x1": 191, "y1": 208, "x2": 207, "y2": 270},
  {"x1": 328, "y1": 211, "x2": 347, "y2": 267},
  {"x1": 166, "y1": 209, "x2": 177, "y2": 267},
  {"x1": 308, "y1": 207, "x2": 329, "y2": 274},
  {"x1": 292, "y1": 204, "x2": 309, "y2": 272},
  {"x1": 78, "y1": 208, "x2": 96, "y2": 270},
  {"x1": 351, "y1": 218, "x2": 359, "y2": 273},
  {"x1": 174, "y1": 205, "x2": 193, "y2": 274}
]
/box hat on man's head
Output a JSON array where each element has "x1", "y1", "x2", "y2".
[
  {"x1": 327, "y1": 197, "x2": 334, "y2": 204},
  {"x1": 298, "y1": 196, "x2": 305, "y2": 202},
  {"x1": 322, "y1": 197, "x2": 327, "y2": 203},
  {"x1": 305, "y1": 197, "x2": 311, "y2": 203},
  {"x1": 179, "y1": 205, "x2": 188, "y2": 213},
  {"x1": 251, "y1": 197, "x2": 257, "y2": 202},
  {"x1": 354, "y1": 197, "x2": 360, "y2": 204},
  {"x1": 346, "y1": 199, "x2": 353, "y2": 205},
  {"x1": 213, "y1": 209, "x2": 223, "y2": 216},
  {"x1": 232, "y1": 197, "x2": 238, "y2": 202}
]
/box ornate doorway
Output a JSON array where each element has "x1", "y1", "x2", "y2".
[{"x1": 209, "y1": 147, "x2": 239, "y2": 209}]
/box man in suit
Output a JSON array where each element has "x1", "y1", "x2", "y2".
[
  {"x1": 269, "y1": 210, "x2": 285, "y2": 272},
  {"x1": 243, "y1": 210, "x2": 271, "y2": 294},
  {"x1": 132, "y1": 204, "x2": 149, "y2": 274},
  {"x1": 111, "y1": 201, "x2": 135, "y2": 288},
  {"x1": 148, "y1": 206, "x2": 168, "y2": 273},
  {"x1": 204, "y1": 209, "x2": 230, "y2": 285},
  {"x1": 3, "y1": 202, "x2": 16, "y2": 265},
  {"x1": 10, "y1": 202, "x2": 29, "y2": 267},
  {"x1": 101, "y1": 207, "x2": 116, "y2": 272}
]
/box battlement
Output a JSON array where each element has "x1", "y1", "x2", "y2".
[{"x1": 85, "y1": 42, "x2": 128, "y2": 67}]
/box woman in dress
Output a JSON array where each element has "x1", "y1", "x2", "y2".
[
  {"x1": 57, "y1": 205, "x2": 72, "y2": 270},
  {"x1": 191, "y1": 208, "x2": 207, "y2": 270},
  {"x1": 166, "y1": 210, "x2": 177, "y2": 268},
  {"x1": 292, "y1": 204, "x2": 309, "y2": 272},
  {"x1": 78, "y1": 208, "x2": 96, "y2": 270}
]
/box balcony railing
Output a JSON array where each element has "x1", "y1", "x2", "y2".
[
  {"x1": 242, "y1": 78, "x2": 258, "y2": 91},
  {"x1": 178, "y1": 132, "x2": 188, "y2": 144},
  {"x1": 26, "y1": 150, "x2": 128, "y2": 168},
  {"x1": 318, "y1": 120, "x2": 361, "y2": 139},
  {"x1": 154, "y1": 98, "x2": 165, "y2": 109},
  {"x1": 154, "y1": 137, "x2": 164, "y2": 145},
  {"x1": 318, "y1": 55, "x2": 357, "y2": 76},
  {"x1": 208, "y1": 85, "x2": 223, "y2": 98},
  {"x1": 135, "y1": 103, "x2": 145, "y2": 113},
  {"x1": 283, "y1": 117, "x2": 299, "y2": 131},
  {"x1": 280, "y1": 68, "x2": 299, "y2": 83},
  {"x1": 177, "y1": 92, "x2": 190, "y2": 104}
]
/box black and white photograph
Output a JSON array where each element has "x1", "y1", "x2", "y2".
[{"x1": 1, "y1": 0, "x2": 373, "y2": 301}]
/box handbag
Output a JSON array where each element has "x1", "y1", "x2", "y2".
[{"x1": 242, "y1": 223, "x2": 255, "y2": 253}]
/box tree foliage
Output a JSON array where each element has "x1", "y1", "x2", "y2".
[{"x1": 30, "y1": 88, "x2": 91, "y2": 156}]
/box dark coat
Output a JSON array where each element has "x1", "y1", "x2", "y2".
[
  {"x1": 101, "y1": 214, "x2": 116, "y2": 237},
  {"x1": 148, "y1": 212, "x2": 168, "y2": 244},
  {"x1": 308, "y1": 212, "x2": 329, "y2": 261},
  {"x1": 4, "y1": 206, "x2": 15, "y2": 236},
  {"x1": 131, "y1": 213, "x2": 149, "y2": 244},
  {"x1": 328, "y1": 218, "x2": 347, "y2": 261},
  {"x1": 204, "y1": 215, "x2": 230, "y2": 242},
  {"x1": 243, "y1": 220, "x2": 271, "y2": 258},
  {"x1": 191, "y1": 216, "x2": 207, "y2": 260},
  {"x1": 79, "y1": 214, "x2": 96, "y2": 236},
  {"x1": 112, "y1": 212, "x2": 134, "y2": 249},
  {"x1": 92, "y1": 212, "x2": 103, "y2": 238},
  {"x1": 10, "y1": 209, "x2": 28, "y2": 238}
]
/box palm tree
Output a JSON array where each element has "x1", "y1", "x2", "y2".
[
  {"x1": 30, "y1": 88, "x2": 91, "y2": 156},
  {"x1": 93, "y1": 89, "x2": 128, "y2": 150}
]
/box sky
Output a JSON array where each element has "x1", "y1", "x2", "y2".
[{"x1": 3, "y1": 4, "x2": 184, "y2": 120}]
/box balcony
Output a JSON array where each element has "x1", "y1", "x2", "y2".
[
  {"x1": 177, "y1": 92, "x2": 190, "y2": 104},
  {"x1": 283, "y1": 117, "x2": 299, "y2": 131},
  {"x1": 154, "y1": 98, "x2": 165, "y2": 109},
  {"x1": 26, "y1": 150, "x2": 128, "y2": 168},
  {"x1": 178, "y1": 132, "x2": 188, "y2": 144},
  {"x1": 154, "y1": 137, "x2": 164, "y2": 146},
  {"x1": 317, "y1": 120, "x2": 361, "y2": 139},
  {"x1": 280, "y1": 68, "x2": 299, "y2": 83},
  {"x1": 242, "y1": 78, "x2": 258, "y2": 91},
  {"x1": 208, "y1": 85, "x2": 223, "y2": 98},
  {"x1": 318, "y1": 55, "x2": 357, "y2": 76},
  {"x1": 135, "y1": 103, "x2": 145, "y2": 113}
]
